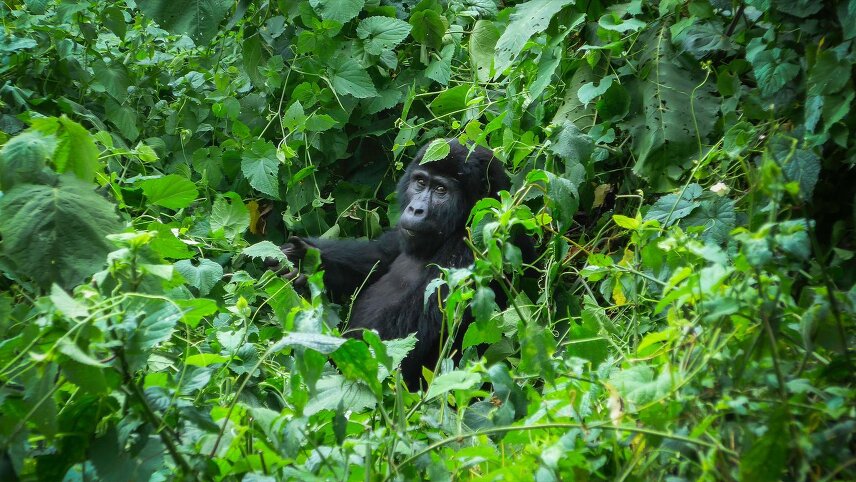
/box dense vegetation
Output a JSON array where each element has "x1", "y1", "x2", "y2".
[{"x1": 0, "y1": 0, "x2": 854, "y2": 480}]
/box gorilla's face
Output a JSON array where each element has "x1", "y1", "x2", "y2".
[
  {"x1": 398, "y1": 167, "x2": 464, "y2": 240},
  {"x1": 395, "y1": 139, "x2": 509, "y2": 258}
]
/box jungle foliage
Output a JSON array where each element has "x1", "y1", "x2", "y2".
[{"x1": 0, "y1": 0, "x2": 855, "y2": 480}]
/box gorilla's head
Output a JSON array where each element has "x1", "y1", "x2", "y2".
[{"x1": 396, "y1": 139, "x2": 510, "y2": 257}]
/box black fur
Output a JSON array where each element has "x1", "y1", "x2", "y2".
[{"x1": 283, "y1": 139, "x2": 510, "y2": 387}]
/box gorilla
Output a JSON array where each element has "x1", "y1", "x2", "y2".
[{"x1": 278, "y1": 139, "x2": 515, "y2": 387}]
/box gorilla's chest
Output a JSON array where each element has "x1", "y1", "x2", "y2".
[{"x1": 348, "y1": 254, "x2": 435, "y2": 338}]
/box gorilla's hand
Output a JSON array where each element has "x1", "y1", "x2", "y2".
[{"x1": 265, "y1": 236, "x2": 313, "y2": 288}]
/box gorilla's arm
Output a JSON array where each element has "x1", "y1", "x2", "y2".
[{"x1": 289, "y1": 230, "x2": 402, "y2": 302}]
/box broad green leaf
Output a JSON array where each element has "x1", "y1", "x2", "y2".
[
  {"x1": 105, "y1": 100, "x2": 140, "y2": 141},
  {"x1": 50, "y1": 284, "x2": 89, "y2": 319},
  {"x1": 469, "y1": 20, "x2": 500, "y2": 82},
  {"x1": 740, "y1": 408, "x2": 788, "y2": 482},
  {"x1": 243, "y1": 34, "x2": 265, "y2": 87},
  {"x1": 420, "y1": 139, "x2": 451, "y2": 164},
  {"x1": 272, "y1": 332, "x2": 347, "y2": 354},
  {"x1": 357, "y1": 16, "x2": 411, "y2": 55},
  {"x1": 0, "y1": 177, "x2": 121, "y2": 289},
  {"x1": 771, "y1": 136, "x2": 821, "y2": 201},
  {"x1": 54, "y1": 116, "x2": 100, "y2": 183},
  {"x1": 0, "y1": 130, "x2": 54, "y2": 190},
  {"x1": 304, "y1": 375, "x2": 377, "y2": 416},
  {"x1": 425, "y1": 370, "x2": 481, "y2": 399},
  {"x1": 598, "y1": 14, "x2": 645, "y2": 32},
  {"x1": 241, "y1": 140, "x2": 281, "y2": 198},
  {"x1": 622, "y1": 31, "x2": 718, "y2": 187},
  {"x1": 92, "y1": 60, "x2": 130, "y2": 103},
  {"x1": 175, "y1": 258, "x2": 223, "y2": 295},
  {"x1": 410, "y1": 8, "x2": 447, "y2": 51},
  {"x1": 210, "y1": 192, "x2": 249, "y2": 241},
  {"x1": 242, "y1": 241, "x2": 287, "y2": 263},
  {"x1": 493, "y1": 0, "x2": 575, "y2": 78},
  {"x1": 305, "y1": 114, "x2": 338, "y2": 132},
  {"x1": 282, "y1": 100, "x2": 306, "y2": 132},
  {"x1": 746, "y1": 40, "x2": 800, "y2": 97},
  {"x1": 57, "y1": 338, "x2": 106, "y2": 367},
  {"x1": 90, "y1": 430, "x2": 164, "y2": 482},
  {"x1": 429, "y1": 84, "x2": 469, "y2": 116},
  {"x1": 471, "y1": 286, "x2": 496, "y2": 322},
  {"x1": 545, "y1": 172, "x2": 580, "y2": 231},
  {"x1": 425, "y1": 44, "x2": 455, "y2": 85},
  {"x1": 309, "y1": 0, "x2": 365, "y2": 24},
  {"x1": 328, "y1": 58, "x2": 378, "y2": 99},
  {"x1": 140, "y1": 174, "x2": 198, "y2": 210},
  {"x1": 139, "y1": 0, "x2": 232, "y2": 44},
  {"x1": 578, "y1": 75, "x2": 614, "y2": 106},
  {"x1": 125, "y1": 300, "x2": 182, "y2": 370},
  {"x1": 331, "y1": 339, "x2": 381, "y2": 395},
  {"x1": 186, "y1": 353, "x2": 230, "y2": 366},
  {"x1": 384, "y1": 334, "x2": 417, "y2": 368},
  {"x1": 681, "y1": 197, "x2": 736, "y2": 244},
  {"x1": 613, "y1": 214, "x2": 640, "y2": 230},
  {"x1": 644, "y1": 184, "x2": 703, "y2": 226},
  {"x1": 174, "y1": 298, "x2": 218, "y2": 328},
  {"x1": 610, "y1": 364, "x2": 673, "y2": 407}
]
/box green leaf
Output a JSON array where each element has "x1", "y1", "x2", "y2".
[
  {"x1": 771, "y1": 137, "x2": 821, "y2": 201},
  {"x1": 472, "y1": 286, "x2": 496, "y2": 322},
  {"x1": 610, "y1": 364, "x2": 673, "y2": 407},
  {"x1": 53, "y1": 116, "x2": 100, "y2": 183},
  {"x1": 309, "y1": 0, "x2": 365, "y2": 24},
  {"x1": 493, "y1": 0, "x2": 575, "y2": 78},
  {"x1": 90, "y1": 430, "x2": 164, "y2": 482},
  {"x1": 578, "y1": 75, "x2": 614, "y2": 106},
  {"x1": 410, "y1": 9, "x2": 447, "y2": 51},
  {"x1": 175, "y1": 259, "x2": 223, "y2": 295},
  {"x1": 304, "y1": 375, "x2": 377, "y2": 416},
  {"x1": 241, "y1": 140, "x2": 281, "y2": 198},
  {"x1": 305, "y1": 114, "x2": 338, "y2": 132},
  {"x1": 186, "y1": 353, "x2": 230, "y2": 366},
  {"x1": 613, "y1": 214, "x2": 640, "y2": 230},
  {"x1": 138, "y1": 0, "x2": 233, "y2": 44},
  {"x1": 272, "y1": 332, "x2": 347, "y2": 354},
  {"x1": 420, "y1": 139, "x2": 451, "y2": 164},
  {"x1": 174, "y1": 298, "x2": 218, "y2": 328},
  {"x1": 681, "y1": 197, "x2": 736, "y2": 244},
  {"x1": 331, "y1": 339, "x2": 381, "y2": 395},
  {"x1": 425, "y1": 370, "x2": 481, "y2": 399},
  {"x1": 243, "y1": 241, "x2": 287, "y2": 263},
  {"x1": 644, "y1": 184, "x2": 703, "y2": 226},
  {"x1": 328, "y1": 58, "x2": 378, "y2": 99},
  {"x1": 0, "y1": 130, "x2": 54, "y2": 190},
  {"x1": 50, "y1": 284, "x2": 89, "y2": 319},
  {"x1": 746, "y1": 42, "x2": 800, "y2": 97},
  {"x1": 0, "y1": 177, "x2": 121, "y2": 289},
  {"x1": 740, "y1": 408, "x2": 788, "y2": 482},
  {"x1": 469, "y1": 20, "x2": 500, "y2": 82},
  {"x1": 425, "y1": 44, "x2": 455, "y2": 85},
  {"x1": 429, "y1": 84, "x2": 469, "y2": 116},
  {"x1": 140, "y1": 174, "x2": 198, "y2": 210},
  {"x1": 545, "y1": 172, "x2": 580, "y2": 231},
  {"x1": 105, "y1": 100, "x2": 140, "y2": 141},
  {"x1": 357, "y1": 16, "x2": 412, "y2": 55},
  {"x1": 622, "y1": 31, "x2": 718, "y2": 186},
  {"x1": 210, "y1": 192, "x2": 250, "y2": 241},
  {"x1": 125, "y1": 300, "x2": 182, "y2": 370},
  {"x1": 92, "y1": 60, "x2": 130, "y2": 103}
]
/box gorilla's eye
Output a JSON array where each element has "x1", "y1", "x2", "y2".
[
  {"x1": 435, "y1": 185, "x2": 447, "y2": 194},
  {"x1": 415, "y1": 177, "x2": 427, "y2": 187}
]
